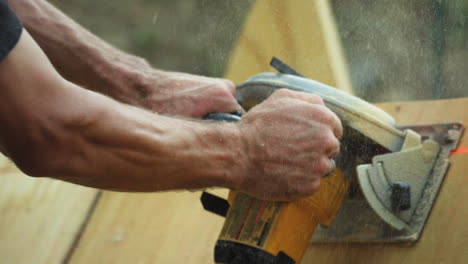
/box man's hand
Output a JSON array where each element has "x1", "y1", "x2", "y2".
[
  {"x1": 235, "y1": 89, "x2": 343, "y2": 201},
  {"x1": 129, "y1": 70, "x2": 243, "y2": 118},
  {"x1": 10, "y1": 0, "x2": 242, "y2": 118}
]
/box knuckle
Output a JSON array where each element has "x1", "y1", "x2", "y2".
[
  {"x1": 303, "y1": 180, "x2": 321, "y2": 196},
  {"x1": 320, "y1": 108, "x2": 338, "y2": 126},
  {"x1": 287, "y1": 181, "x2": 301, "y2": 194},
  {"x1": 309, "y1": 105, "x2": 334, "y2": 123},
  {"x1": 309, "y1": 94, "x2": 324, "y2": 105},
  {"x1": 216, "y1": 86, "x2": 234, "y2": 98},
  {"x1": 323, "y1": 133, "x2": 340, "y2": 151},
  {"x1": 222, "y1": 79, "x2": 236, "y2": 94},
  {"x1": 315, "y1": 158, "x2": 330, "y2": 176},
  {"x1": 274, "y1": 88, "x2": 292, "y2": 97},
  {"x1": 335, "y1": 124, "x2": 344, "y2": 140}
]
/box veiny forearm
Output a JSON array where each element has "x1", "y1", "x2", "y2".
[
  {"x1": 55, "y1": 88, "x2": 246, "y2": 191},
  {"x1": 9, "y1": 1, "x2": 242, "y2": 119},
  {"x1": 9, "y1": 0, "x2": 152, "y2": 105},
  {"x1": 0, "y1": 30, "x2": 245, "y2": 192}
]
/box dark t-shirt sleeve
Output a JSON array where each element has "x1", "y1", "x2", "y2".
[{"x1": 0, "y1": 0, "x2": 23, "y2": 62}]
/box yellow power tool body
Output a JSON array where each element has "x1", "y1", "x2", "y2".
[
  {"x1": 201, "y1": 58, "x2": 460, "y2": 264},
  {"x1": 213, "y1": 72, "x2": 397, "y2": 264}
]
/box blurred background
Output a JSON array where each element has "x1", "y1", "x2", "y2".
[{"x1": 49, "y1": 0, "x2": 467, "y2": 102}]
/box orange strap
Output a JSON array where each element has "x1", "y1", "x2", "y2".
[{"x1": 451, "y1": 145, "x2": 468, "y2": 155}]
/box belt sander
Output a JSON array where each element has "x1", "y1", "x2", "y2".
[{"x1": 201, "y1": 58, "x2": 464, "y2": 264}]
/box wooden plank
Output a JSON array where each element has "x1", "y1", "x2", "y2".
[
  {"x1": 68, "y1": 189, "x2": 227, "y2": 263},
  {"x1": 0, "y1": 156, "x2": 98, "y2": 264},
  {"x1": 304, "y1": 97, "x2": 468, "y2": 264},
  {"x1": 225, "y1": 0, "x2": 353, "y2": 93}
]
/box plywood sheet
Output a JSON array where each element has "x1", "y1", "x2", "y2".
[
  {"x1": 0, "y1": 156, "x2": 99, "y2": 264},
  {"x1": 303, "y1": 98, "x2": 468, "y2": 264}
]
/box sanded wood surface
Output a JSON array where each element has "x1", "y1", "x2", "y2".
[
  {"x1": 304, "y1": 98, "x2": 468, "y2": 264},
  {"x1": 0, "y1": 156, "x2": 98, "y2": 264}
]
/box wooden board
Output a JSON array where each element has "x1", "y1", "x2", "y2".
[
  {"x1": 0, "y1": 156, "x2": 98, "y2": 264},
  {"x1": 303, "y1": 98, "x2": 468, "y2": 264},
  {"x1": 224, "y1": 0, "x2": 353, "y2": 93},
  {"x1": 68, "y1": 189, "x2": 228, "y2": 263}
]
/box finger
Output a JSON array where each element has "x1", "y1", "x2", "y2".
[
  {"x1": 227, "y1": 100, "x2": 246, "y2": 115},
  {"x1": 229, "y1": 99, "x2": 246, "y2": 115},
  {"x1": 302, "y1": 179, "x2": 321, "y2": 196},
  {"x1": 209, "y1": 84, "x2": 244, "y2": 115},
  {"x1": 271, "y1": 88, "x2": 325, "y2": 106},
  {"x1": 287, "y1": 178, "x2": 322, "y2": 200},
  {"x1": 220, "y1": 79, "x2": 236, "y2": 96},
  {"x1": 218, "y1": 79, "x2": 245, "y2": 114},
  {"x1": 328, "y1": 144, "x2": 340, "y2": 159},
  {"x1": 322, "y1": 131, "x2": 340, "y2": 158},
  {"x1": 277, "y1": 89, "x2": 343, "y2": 138},
  {"x1": 214, "y1": 99, "x2": 245, "y2": 117},
  {"x1": 331, "y1": 112, "x2": 343, "y2": 139},
  {"x1": 323, "y1": 159, "x2": 336, "y2": 178},
  {"x1": 319, "y1": 106, "x2": 343, "y2": 139}
]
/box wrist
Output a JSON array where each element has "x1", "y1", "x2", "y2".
[{"x1": 204, "y1": 122, "x2": 249, "y2": 190}]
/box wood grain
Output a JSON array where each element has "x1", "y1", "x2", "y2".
[
  {"x1": 0, "y1": 156, "x2": 98, "y2": 264},
  {"x1": 303, "y1": 98, "x2": 468, "y2": 264},
  {"x1": 68, "y1": 189, "x2": 227, "y2": 263}
]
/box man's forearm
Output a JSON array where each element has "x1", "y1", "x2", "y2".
[
  {"x1": 10, "y1": 0, "x2": 241, "y2": 118},
  {"x1": 50, "y1": 87, "x2": 246, "y2": 192},
  {"x1": 0, "y1": 29, "x2": 246, "y2": 192},
  {"x1": 10, "y1": 0, "x2": 153, "y2": 105}
]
